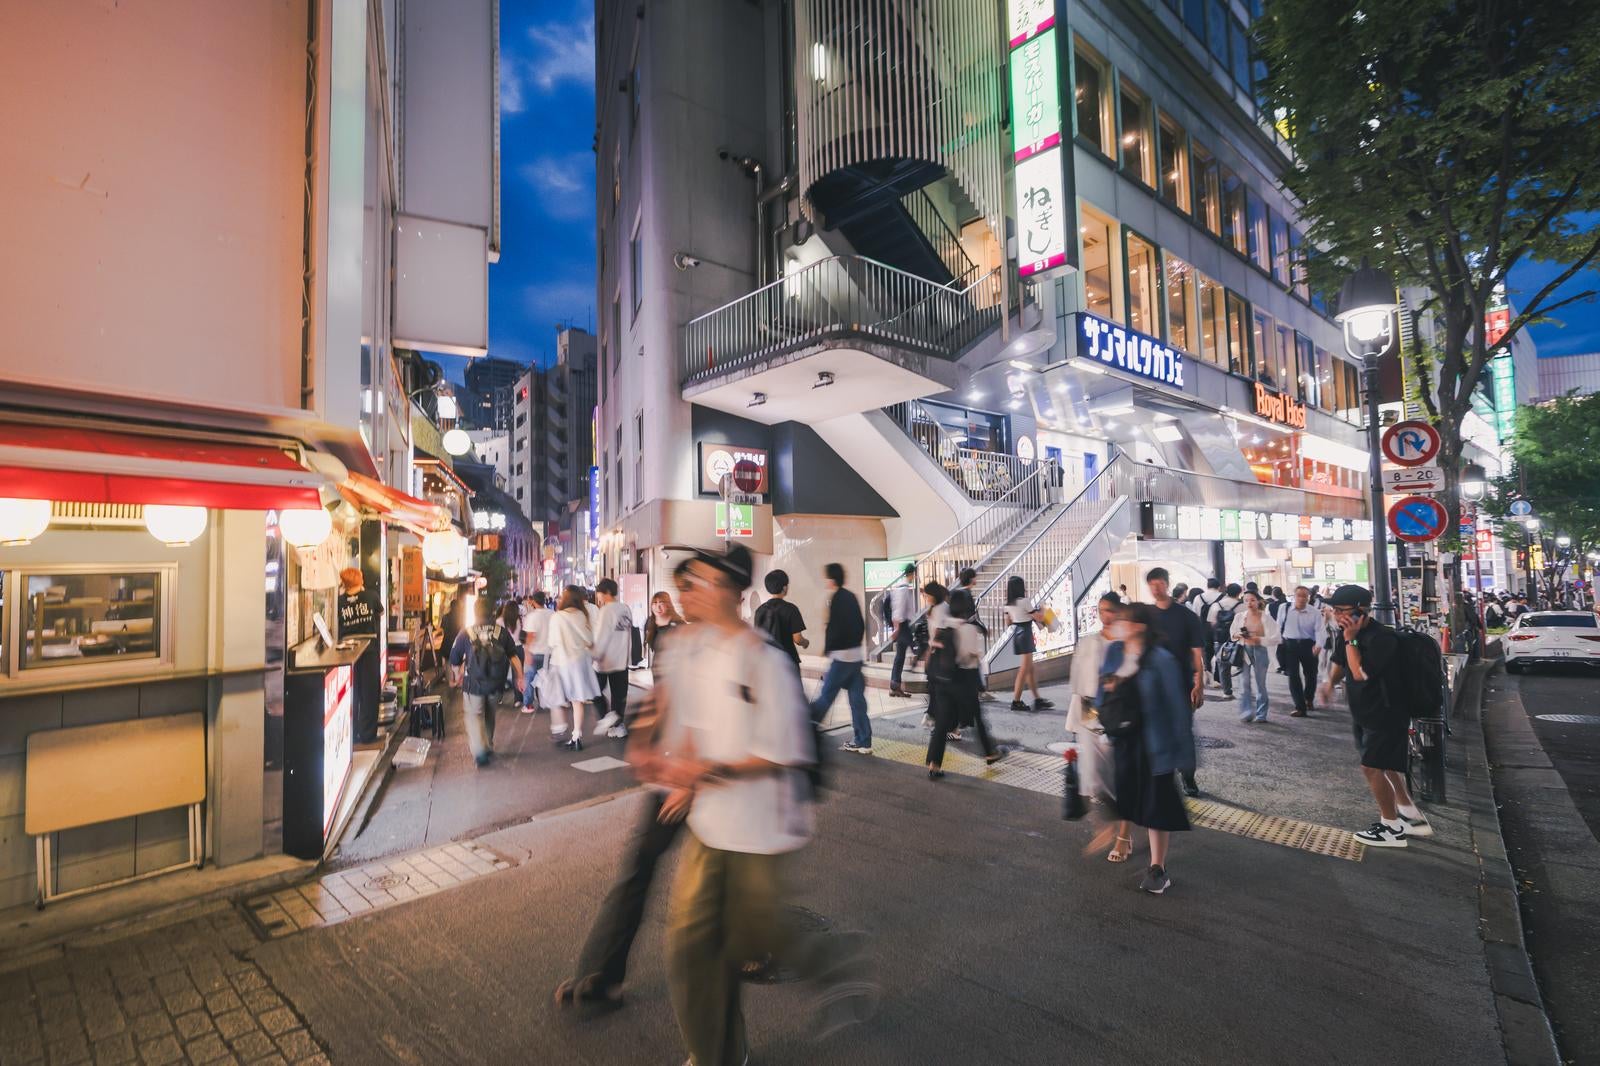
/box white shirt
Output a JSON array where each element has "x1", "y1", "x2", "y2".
[
  {"x1": 523, "y1": 606, "x2": 553, "y2": 656},
  {"x1": 927, "y1": 601, "x2": 951, "y2": 634},
  {"x1": 889, "y1": 581, "x2": 919, "y2": 625},
  {"x1": 662, "y1": 625, "x2": 814, "y2": 855},
  {"x1": 1008, "y1": 601, "x2": 1034, "y2": 626},
  {"x1": 1280, "y1": 603, "x2": 1322, "y2": 641},
  {"x1": 952, "y1": 618, "x2": 985, "y2": 668},
  {"x1": 1231, "y1": 609, "x2": 1282, "y2": 647},
  {"x1": 592, "y1": 600, "x2": 635, "y2": 673},
  {"x1": 547, "y1": 608, "x2": 593, "y2": 668}
]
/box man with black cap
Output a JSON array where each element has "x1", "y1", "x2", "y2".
[{"x1": 1317, "y1": 584, "x2": 1432, "y2": 847}]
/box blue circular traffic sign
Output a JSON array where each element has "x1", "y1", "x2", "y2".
[
  {"x1": 1388, "y1": 495, "x2": 1449, "y2": 543},
  {"x1": 1509, "y1": 499, "x2": 1533, "y2": 517}
]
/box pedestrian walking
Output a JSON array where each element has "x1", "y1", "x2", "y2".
[
  {"x1": 956, "y1": 567, "x2": 995, "y2": 701},
  {"x1": 887, "y1": 563, "x2": 919, "y2": 697},
  {"x1": 1268, "y1": 587, "x2": 1291, "y2": 674},
  {"x1": 1208, "y1": 583, "x2": 1242, "y2": 698},
  {"x1": 1194, "y1": 578, "x2": 1224, "y2": 685},
  {"x1": 925, "y1": 588, "x2": 1002, "y2": 777},
  {"x1": 753, "y1": 569, "x2": 809, "y2": 666},
  {"x1": 501, "y1": 600, "x2": 525, "y2": 708},
  {"x1": 1279, "y1": 586, "x2": 1322, "y2": 716},
  {"x1": 1072, "y1": 593, "x2": 1127, "y2": 862},
  {"x1": 1316, "y1": 584, "x2": 1433, "y2": 847},
  {"x1": 593, "y1": 578, "x2": 636, "y2": 739},
  {"x1": 1230, "y1": 590, "x2": 1280, "y2": 722},
  {"x1": 447, "y1": 598, "x2": 525, "y2": 767},
  {"x1": 811, "y1": 563, "x2": 871, "y2": 754},
  {"x1": 520, "y1": 591, "x2": 552, "y2": 713},
  {"x1": 1145, "y1": 568, "x2": 1207, "y2": 795},
  {"x1": 646, "y1": 590, "x2": 684, "y2": 657},
  {"x1": 1007, "y1": 575, "x2": 1054, "y2": 712},
  {"x1": 658, "y1": 546, "x2": 879, "y2": 1066},
  {"x1": 1100, "y1": 603, "x2": 1196, "y2": 895},
  {"x1": 545, "y1": 585, "x2": 603, "y2": 750}
]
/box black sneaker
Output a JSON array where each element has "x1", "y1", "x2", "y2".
[
  {"x1": 1010, "y1": 700, "x2": 1028, "y2": 711},
  {"x1": 1139, "y1": 865, "x2": 1171, "y2": 894},
  {"x1": 1399, "y1": 812, "x2": 1434, "y2": 838},
  {"x1": 1033, "y1": 697, "x2": 1055, "y2": 710},
  {"x1": 1353, "y1": 821, "x2": 1407, "y2": 847},
  {"x1": 1181, "y1": 775, "x2": 1200, "y2": 798}
]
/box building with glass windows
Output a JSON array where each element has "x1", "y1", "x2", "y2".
[{"x1": 595, "y1": 0, "x2": 1387, "y2": 677}]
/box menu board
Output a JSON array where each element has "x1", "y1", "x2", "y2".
[
  {"x1": 1219, "y1": 509, "x2": 1240, "y2": 541},
  {"x1": 1177, "y1": 506, "x2": 1202, "y2": 541},
  {"x1": 1199, "y1": 507, "x2": 1223, "y2": 541}
]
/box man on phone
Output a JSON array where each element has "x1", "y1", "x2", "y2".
[{"x1": 1317, "y1": 585, "x2": 1432, "y2": 847}]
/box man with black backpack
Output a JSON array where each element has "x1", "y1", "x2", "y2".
[
  {"x1": 1209, "y1": 583, "x2": 1242, "y2": 698},
  {"x1": 448, "y1": 598, "x2": 526, "y2": 768},
  {"x1": 1317, "y1": 585, "x2": 1434, "y2": 847}
]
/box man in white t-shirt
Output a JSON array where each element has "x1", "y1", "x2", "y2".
[
  {"x1": 520, "y1": 591, "x2": 553, "y2": 713},
  {"x1": 658, "y1": 546, "x2": 877, "y2": 1066},
  {"x1": 593, "y1": 578, "x2": 635, "y2": 738}
]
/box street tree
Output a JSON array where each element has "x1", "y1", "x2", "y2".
[{"x1": 1256, "y1": 0, "x2": 1600, "y2": 595}]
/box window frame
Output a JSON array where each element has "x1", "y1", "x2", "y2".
[
  {"x1": 1225, "y1": 289, "x2": 1252, "y2": 377},
  {"x1": 1195, "y1": 269, "x2": 1226, "y2": 368},
  {"x1": 1156, "y1": 111, "x2": 1191, "y2": 213},
  {"x1": 1269, "y1": 209, "x2": 1291, "y2": 287},
  {"x1": 3, "y1": 563, "x2": 178, "y2": 683},
  {"x1": 1221, "y1": 163, "x2": 1246, "y2": 256},
  {"x1": 1116, "y1": 75, "x2": 1156, "y2": 188},
  {"x1": 1071, "y1": 37, "x2": 1116, "y2": 160},
  {"x1": 629, "y1": 209, "x2": 644, "y2": 320},
  {"x1": 1191, "y1": 139, "x2": 1221, "y2": 237},
  {"x1": 1245, "y1": 188, "x2": 1270, "y2": 273},
  {"x1": 1122, "y1": 226, "x2": 1160, "y2": 338},
  {"x1": 1078, "y1": 200, "x2": 1123, "y2": 324},
  {"x1": 1163, "y1": 252, "x2": 1199, "y2": 355}
]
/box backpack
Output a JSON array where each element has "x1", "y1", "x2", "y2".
[
  {"x1": 1097, "y1": 668, "x2": 1144, "y2": 738},
  {"x1": 1212, "y1": 602, "x2": 1237, "y2": 642},
  {"x1": 880, "y1": 588, "x2": 896, "y2": 628},
  {"x1": 1212, "y1": 639, "x2": 1246, "y2": 681},
  {"x1": 1199, "y1": 592, "x2": 1220, "y2": 622},
  {"x1": 466, "y1": 624, "x2": 510, "y2": 691},
  {"x1": 1383, "y1": 627, "x2": 1445, "y2": 719}
]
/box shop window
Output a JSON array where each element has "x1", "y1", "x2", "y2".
[
  {"x1": 18, "y1": 570, "x2": 165, "y2": 672},
  {"x1": 1197, "y1": 271, "x2": 1226, "y2": 367},
  {"x1": 1073, "y1": 39, "x2": 1115, "y2": 157},
  {"x1": 1118, "y1": 77, "x2": 1154, "y2": 187},
  {"x1": 1221, "y1": 165, "x2": 1247, "y2": 256},
  {"x1": 1289, "y1": 228, "x2": 1310, "y2": 300},
  {"x1": 1275, "y1": 322, "x2": 1295, "y2": 397},
  {"x1": 1315, "y1": 346, "x2": 1335, "y2": 412},
  {"x1": 1079, "y1": 202, "x2": 1121, "y2": 322},
  {"x1": 1296, "y1": 334, "x2": 1317, "y2": 406},
  {"x1": 1125, "y1": 231, "x2": 1158, "y2": 336},
  {"x1": 1192, "y1": 139, "x2": 1221, "y2": 236},
  {"x1": 1270, "y1": 210, "x2": 1291, "y2": 287},
  {"x1": 1225, "y1": 291, "x2": 1251, "y2": 376},
  {"x1": 1251, "y1": 309, "x2": 1275, "y2": 388},
  {"x1": 1246, "y1": 189, "x2": 1270, "y2": 272},
  {"x1": 1157, "y1": 112, "x2": 1190, "y2": 212},
  {"x1": 1164, "y1": 254, "x2": 1198, "y2": 353}
]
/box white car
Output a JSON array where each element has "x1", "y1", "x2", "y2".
[{"x1": 1503, "y1": 611, "x2": 1600, "y2": 673}]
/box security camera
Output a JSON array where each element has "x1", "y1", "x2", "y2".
[
  {"x1": 717, "y1": 148, "x2": 731, "y2": 161},
  {"x1": 673, "y1": 253, "x2": 702, "y2": 270}
]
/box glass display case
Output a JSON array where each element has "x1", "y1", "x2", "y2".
[{"x1": 19, "y1": 570, "x2": 163, "y2": 671}]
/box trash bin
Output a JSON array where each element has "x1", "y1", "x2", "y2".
[{"x1": 1409, "y1": 716, "x2": 1447, "y2": 803}]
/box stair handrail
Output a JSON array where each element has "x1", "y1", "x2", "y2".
[{"x1": 901, "y1": 188, "x2": 979, "y2": 284}]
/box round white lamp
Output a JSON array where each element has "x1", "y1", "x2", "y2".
[
  {"x1": 423, "y1": 528, "x2": 462, "y2": 569},
  {"x1": 143, "y1": 504, "x2": 208, "y2": 546},
  {"x1": 0, "y1": 497, "x2": 51, "y2": 546},
  {"x1": 280, "y1": 507, "x2": 334, "y2": 548},
  {"x1": 441, "y1": 428, "x2": 471, "y2": 457}
]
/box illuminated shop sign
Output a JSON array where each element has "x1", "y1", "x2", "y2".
[
  {"x1": 1006, "y1": 0, "x2": 1055, "y2": 46},
  {"x1": 1075, "y1": 312, "x2": 1185, "y2": 389},
  {"x1": 322, "y1": 665, "x2": 353, "y2": 835},
  {"x1": 1009, "y1": 29, "x2": 1061, "y2": 161},
  {"x1": 1007, "y1": 2, "x2": 1066, "y2": 277},
  {"x1": 1252, "y1": 382, "x2": 1307, "y2": 428}
]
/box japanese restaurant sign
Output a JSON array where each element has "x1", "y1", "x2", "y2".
[
  {"x1": 1008, "y1": 1, "x2": 1067, "y2": 277},
  {"x1": 1252, "y1": 382, "x2": 1307, "y2": 428}
]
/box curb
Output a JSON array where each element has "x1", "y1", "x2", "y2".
[{"x1": 1461, "y1": 659, "x2": 1562, "y2": 1066}]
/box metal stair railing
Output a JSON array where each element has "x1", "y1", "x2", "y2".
[
  {"x1": 900, "y1": 188, "x2": 980, "y2": 288},
  {"x1": 884, "y1": 399, "x2": 1037, "y2": 504}
]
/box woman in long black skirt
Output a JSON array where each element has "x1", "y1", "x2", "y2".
[
  {"x1": 927, "y1": 589, "x2": 1004, "y2": 778},
  {"x1": 1099, "y1": 603, "x2": 1196, "y2": 894}
]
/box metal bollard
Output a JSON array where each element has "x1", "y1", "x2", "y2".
[{"x1": 1408, "y1": 716, "x2": 1447, "y2": 803}]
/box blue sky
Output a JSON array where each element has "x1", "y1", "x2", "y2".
[
  {"x1": 1507, "y1": 257, "x2": 1600, "y2": 359},
  {"x1": 436, "y1": 0, "x2": 597, "y2": 382}
]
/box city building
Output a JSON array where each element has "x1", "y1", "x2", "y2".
[
  {"x1": 460, "y1": 356, "x2": 527, "y2": 431},
  {"x1": 0, "y1": 1, "x2": 496, "y2": 909},
  {"x1": 454, "y1": 461, "x2": 540, "y2": 598},
  {"x1": 1535, "y1": 351, "x2": 1600, "y2": 400},
  {"x1": 469, "y1": 430, "x2": 513, "y2": 487},
  {"x1": 594, "y1": 0, "x2": 1389, "y2": 655}
]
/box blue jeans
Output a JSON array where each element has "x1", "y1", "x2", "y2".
[
  {"x1": 811, "y1": 659, "x2": 869, "y2": 747},
  {"x1": 1237, "y1": 645, "x2": 1270, "y2": 721},
  {"x1": 890, "y1": 624, "x2": 913, "y2": 687},
  {"x1": 523, "y1": 654, "x2": 545, "y2": 706}
]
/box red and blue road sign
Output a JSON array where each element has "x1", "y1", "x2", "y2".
[{"x1": 1388, "y1": 495, "x2": 1449, "y2": 543}]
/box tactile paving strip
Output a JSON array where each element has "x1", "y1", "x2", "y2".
[{"x1": 868, "y1": 738, "x2": 1363, "y2": 862}]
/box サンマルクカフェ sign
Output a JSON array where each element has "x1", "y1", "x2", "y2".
[
  {"x1": 1252, "y1": 382, "x2": 1307, "y2": 428},
  {"x1": 1074, "y1": 312, "x2": 1185, "y2": 389},
  {"x1": 698, "y1": 443, "x2": 769, "y2": 495}
]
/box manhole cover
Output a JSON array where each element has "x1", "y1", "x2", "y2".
[
  {"x1": 1534, "y1": 714, "x2": 1600, "y2": 725},
  {"x1": 1194, "y1": 737, "x2": 1236, "y2": 749},
  {"x1": 364, "y1": 872, "x2": 411, "y2": 891},
  {"x1": 742, "y1": 906, "x2": 833, "y2": 985}
]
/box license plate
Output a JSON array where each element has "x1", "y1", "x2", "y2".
[{"x1": 1548, "y1": 649, "x2": 1573, "y2": 657}]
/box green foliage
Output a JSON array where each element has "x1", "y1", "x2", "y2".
[
  {"x1": 473, "y1": 550, "x2": 513, "y2": 606},
  {"x1": 1484, "y1": 394, "x2": 1600, "y2": 555}
]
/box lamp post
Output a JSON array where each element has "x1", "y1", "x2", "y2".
[
  {"x1": 1460, "y1": 461, "x2": 1488, "y2": 628},
  {"x1": 1524, "y1": 516, "x2": 1541, "y2": 606},
  {"x1": 1336, "y1": 263, "x2": 1401, "y2": 626}
]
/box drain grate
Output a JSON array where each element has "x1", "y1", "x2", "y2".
[
  {"x1": 1534, "y1": 714, "x2": 1600, "y2": 725},
  {"x1": 364, "y1": 872, "x2": 411, "y2": 892}
]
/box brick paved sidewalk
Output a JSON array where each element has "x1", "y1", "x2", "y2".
[{"x1": 0, "y1": 907, "x2": 329, "y2": 1066}]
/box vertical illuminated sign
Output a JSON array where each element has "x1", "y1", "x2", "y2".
[
  {"x1": 1486, "y1": 284, "x2": 1516, "y2": 442},
  {"x1": 1008, "y1": 2, "x2": 1066, "y2": 277},
  {"x1": 588, "y1": 466, "x2": 600, "y2": 566}
]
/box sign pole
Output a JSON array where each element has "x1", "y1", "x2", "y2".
[{"x1": 1364, "y1": 355, "x2": 1396, "y2": 625}]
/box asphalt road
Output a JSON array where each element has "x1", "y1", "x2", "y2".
[{"x1": 1490, "y1": 664, "x2": 1600, "y2": 1065}]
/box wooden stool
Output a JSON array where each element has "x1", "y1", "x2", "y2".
[{"x1": 412, "y1": 695, "x2": 445, "y2": 740}]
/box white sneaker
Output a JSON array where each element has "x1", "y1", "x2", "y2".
[
  {"x1": 607, "y1": 726, "x2": 628, "y2": 739},
  {"x1": 597, "y1": 711, "x2": 621, "y2": 731},
  {"x1": 1400, "y1": 812, "x2": 1434, "y2": 838},
  {"x1": 1353, "y1": 821, "x2": 1407, "y2": 847}
]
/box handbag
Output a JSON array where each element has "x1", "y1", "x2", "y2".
[{"x1": 1097, "y1": 671, "x2": 1144, "y2": 738}]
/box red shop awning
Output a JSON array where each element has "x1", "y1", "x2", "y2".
[
  {"x1": 0, "y1": 421, "x2": 327, "y2": 510},
  {"x1": 338, "y1": 471, "x2": 451, "y2": 537}
]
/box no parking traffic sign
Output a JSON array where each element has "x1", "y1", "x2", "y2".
[{"x1": 1388, "y1": 495, "x2": 1449, "y2": 543}]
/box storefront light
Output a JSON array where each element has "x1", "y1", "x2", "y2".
[
  {"x1": 423, "y1": 528, "x2": 463, "y2": 569},
  {"x1": 441, "y1": 428, "x2": 471, "y2": 456},
  {"x1": 0, "y1": 497, "x2": 51, "y2": 546},
  {"x1": 143, "y1": 504, "x2": 208, "y2": 546},
  {"x1": 280, "y1": 507, "x2": 334, "y2": 548}
]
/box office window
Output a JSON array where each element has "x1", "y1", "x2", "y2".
[
  {"x1": 1275, "y1": 322, "x2": 1295, "y2": 396},
  {"x1": 1164, "y1": 254, "x2": 1198, "y2": 353},
  {"x1": 1270, "y1": 210, "x2": 1291, "y2": 287},
  {"x1": 1343, "y1": 360, "x2": 1363, "y2": 423},
  {"x1": 1073, "y1": 39, "x2": 1114, "y2": 157},
  {"x1": 1289, "y1": 227, "x2": 1309, "y2": 300},
  {"x1": 629, "y1": 63, "x2": 640, "y2": 134},
  {"x1": 1226, "y1": 291, "x2": 1251, "y2": 376},
  {"x1": 1206, "y1": 0, "x2": 1229, "y2": 65},
  {"x1": 1125, "y1": 231, "x2": 1158, "y2": 335},
  {"x1": 1252, "y1": 309, "x2": 1275, "y2": 387},
  {"x1": 1246, "y1": 189, "x2": 1269, "y2": 272},
  {"x1": 611, "y1": 297, "x2": 622, "y2": 372},
  {"x1": 1197, "y1": 271, "x2": 1226, "y2": 367},
  {"x1": 629, "y1": 212, "x2": 643, "y2": 317},
  {"x1": 1184, "y1": 0, "x2": 1206, "y2": 39},
  {"x1": 633, "y1": 412, "x2": 644, "y2": 506},
  {"x1": 1080, "y1": 202, "x2": 1121, "y2": 322},
  {"x1": 1296, "y1": 334, "x2": 1316, "y2": 406},
  {"x1": 1157, "y1": 112, "x2": 1190, "y2": 212},
  {"x1": 1315, "y1": 346, "x2": 1335, "y2": 411},
  {"x1": 1119, "y1": 77, "x2": 1154, "y2": 186},
  {"x1": 1192, "y1": 139, "x2": 1221, "y2": 236},
  {"x1": 516, "y1": 462, "x2": 524, "y2": 476},
  {"x1": 1221, "y1": 165, "x2": 1247, "y2": 255},
  {"x1": 1229, "y1": 16, "x2": 1251, "y2": 92}
]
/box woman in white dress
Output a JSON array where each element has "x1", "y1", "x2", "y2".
[{"x1": 545, "y1": 585, "x2": 603, "y2": 750}]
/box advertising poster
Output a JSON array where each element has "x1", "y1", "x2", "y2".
[{"x1": 322, "y1": 665, "x2": 354, "y2": 835}]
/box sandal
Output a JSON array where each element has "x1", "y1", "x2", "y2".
[
  {"x1": 1107, "y1": 835, "x2": 1134, "y2": 863},
  {"x1": 554, "y1": 974, "x2": 623, "y2": 1011}
]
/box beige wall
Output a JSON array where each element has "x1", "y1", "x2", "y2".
[{"x1": 0, "y1": 1, "x2": 309, "y2": 414}]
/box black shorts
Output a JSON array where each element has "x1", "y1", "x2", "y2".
[{"x1": 1352, "y1": 720, "x2": 1408, "y2": 773}]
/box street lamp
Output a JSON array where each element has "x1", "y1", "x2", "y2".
[
  {"x1": 1337, "y1": 263, "x2": 1400, "y2": 625},
  {"x1": 1459, "y1": 462, "x2": 1488, "y2": 611},
  {"x1": 1557, "y1": 534, "x2": 1572, "y2": 549}
]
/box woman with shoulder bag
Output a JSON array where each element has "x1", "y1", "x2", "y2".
[
  {"x1": 1006, "y1": 575, "x2": 1054, "y2": 713},
  {"x1": 926, "y1": 589, "x2": 1003, "y2": 778},
  {"x1": 1100, "y1": 603, "x2": 1195, "y2": 895},
  {"x1": 1230, "y1": 590, "x2": 1281, "y2": 723}
]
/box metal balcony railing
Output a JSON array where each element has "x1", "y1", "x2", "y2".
[
  {"x1": 681, "y1": 255, "x2": 1001, "y2": 387},
  {"x1": 883, "y1": 399, "x2": 1041, "y2": 504}
]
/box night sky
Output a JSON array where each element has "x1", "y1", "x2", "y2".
[{"x1": 433, "y1": 3, "x2": 1599, "y2": 382}]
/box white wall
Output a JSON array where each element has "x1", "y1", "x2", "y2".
[{"x1": 0, "y1": 2, "x2": 309, "y2": 414}]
